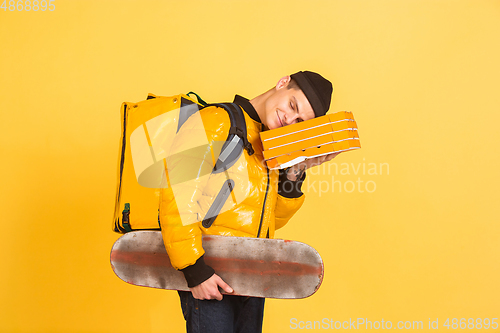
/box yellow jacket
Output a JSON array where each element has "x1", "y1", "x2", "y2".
[{"x1": 159, "y1": 101, "x2": 305, "y2": 271}]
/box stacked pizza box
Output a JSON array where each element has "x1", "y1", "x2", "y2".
[{"x1": 260, "y1": 111, "x2": 361, "y2": 169}]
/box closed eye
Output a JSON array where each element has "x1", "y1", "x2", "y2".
[
  {"x1": 290, "y1": 101, "x2": 303, "y2": 123},
  {"x1": 292, "y1": 96, "x2": 304, "y2": 123}
]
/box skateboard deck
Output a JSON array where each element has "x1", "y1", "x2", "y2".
[{"x1": 110, "y1": 231, "x2": 324, "y2": 299}]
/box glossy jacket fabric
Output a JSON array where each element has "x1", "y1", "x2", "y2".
[{"x1": 159, "y1": 104, "x2": 305, "y2": 270}]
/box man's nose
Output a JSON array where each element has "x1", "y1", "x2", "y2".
[{"x1": 285, "y1": 113, "x2": 299, "y2": 125}]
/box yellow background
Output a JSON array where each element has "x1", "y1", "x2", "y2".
[{"x1": 1, "y1": 0, "x2": 499, "y2": 332}]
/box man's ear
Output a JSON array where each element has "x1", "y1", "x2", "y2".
[{"x1": 276, "y1": 76, "x2": 291, "y2": 90}]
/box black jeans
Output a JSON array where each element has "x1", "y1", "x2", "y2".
[{"x1": 178, "y1": 291, "x2": 265, "y2": 333}]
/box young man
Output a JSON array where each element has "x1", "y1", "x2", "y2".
[{"x1": 159, "y1": 71, "x2": 337, "y2": 333}]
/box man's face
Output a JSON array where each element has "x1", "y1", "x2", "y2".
[{"x1": 262, "y1": 77, "x2": 316, "y2": 130}]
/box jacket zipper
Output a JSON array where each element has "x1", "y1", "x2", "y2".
[{"x1": 256, "y1": 167, "x2": 269, "y2": 238}]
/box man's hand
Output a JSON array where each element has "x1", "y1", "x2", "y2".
[
  {"x1": 190, "y1": 274, "x2": 233, "y2": 301},
  {"x1": 286, "y1": 152, "x2": 340, "y2": 181}
]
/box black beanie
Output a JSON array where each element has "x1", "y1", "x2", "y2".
[{"x1": 290, "y1": 71, "x2": 333, "y2": 117}]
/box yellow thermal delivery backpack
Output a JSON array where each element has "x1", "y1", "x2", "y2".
[{"x1": 113, "y1": 93, "x2": 253, "y2": 233}]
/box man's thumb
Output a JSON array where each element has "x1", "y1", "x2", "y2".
[{"x1": 216, "y1": 276, "x2": 233, "y2": 293}]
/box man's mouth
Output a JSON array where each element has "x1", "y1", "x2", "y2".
[{"x1": 276, "y1": 110, "x2": 284, "y2": 127}]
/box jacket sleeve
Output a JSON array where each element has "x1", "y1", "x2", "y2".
[
  {"x1": 274, "y1": 169, "x2": 306, "y2": 230},
  {"x1": 159, "y1": 107, "x2": 230, "y2": 272}
]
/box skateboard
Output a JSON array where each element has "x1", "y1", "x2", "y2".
[{"x1": 110, "y1": 231, "x2": 324, "y2": 299}]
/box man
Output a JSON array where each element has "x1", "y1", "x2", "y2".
[{"x1": 159, "y1": 71, "x2": 337, "y2": 332}]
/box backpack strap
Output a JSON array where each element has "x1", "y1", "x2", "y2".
[
  {"x1": 201, "y1": 179, "x2": 235, "y2": 228},
  {"x1": 199, "y1": 102, "x2": 254, "y2": 228},
  {"x1": 206, "y1": 103, "x2": 254, "y2": 173},
  {"x1": 223, "y1": 103, "x2": 255, "y2": 156}
]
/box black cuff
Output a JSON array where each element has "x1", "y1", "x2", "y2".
[
  {"x1": 180, "y1": 255, "x2": 215, "y2": 288},
  {"x1": 277, "y1": 169, "x2": 306, "y2": 198}
]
